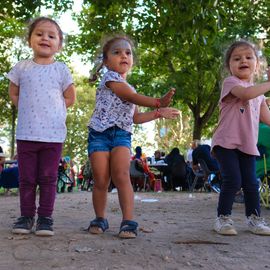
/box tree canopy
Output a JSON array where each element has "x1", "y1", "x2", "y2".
[
  {"x1": 71, "y1": 0, "x2": 270, "y2": 143},
  {"x1": 1, "y1": 0, "x2": 270, "y2": 159}
]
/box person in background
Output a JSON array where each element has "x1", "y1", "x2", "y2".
[
  {"x1": 164, "y1": 147, "x2": 188, "y2": 190},
  {"x1": 0, "y1": 147, "x2": 7, "y2": 174},
  {"x1": 212, "y1": 40, "x2": 270, "y2": 236},
  {"x1": 186, "y1": 140, "x2": 199, "y2": 167},
  {"x1": 86, "y1": 34, "x2": 180, "y2": 239},
  {"x1": 154, "y1": 150, "x2": 161, "y2": 162},
  {"x1": 192, "y1": 142, "x2": 219, "y2": 172},
  {"x1": 132, "y1": 146, "x2": 156, "y2": 190},
  {"x1": 7, "y1": 17, "x2": 76, "y2": 236}
]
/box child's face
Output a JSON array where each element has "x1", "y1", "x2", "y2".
[
  {"x1": 29, "y1": 21, "x2": 62, "y2": 62},
  {"x1": 104, "y1": 39, "x2": 133, "y2": 78},
  {"x1": 229, "y1": 45, "x2": 258, "y2": 82}
]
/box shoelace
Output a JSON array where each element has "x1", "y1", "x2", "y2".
[
  {"x1": 14, "y1": 216, "x2": 32, "y2": 225},
  {"x1": 250, "y1": 216, "x2": 267, "y2": 227},
  {"x1": 37, "y1": 217, "x2": 53, "y2": 226}
]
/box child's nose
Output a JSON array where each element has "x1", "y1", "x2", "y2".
[{"x1": 41, "y1": 34, "x2": 49, "y2": 40}]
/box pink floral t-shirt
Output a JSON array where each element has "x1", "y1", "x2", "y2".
[{"x1": 211, "y1": 76, "x2": 265, "y2": 156}]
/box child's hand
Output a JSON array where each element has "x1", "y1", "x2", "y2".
[
  {"x1": 159, "y1": 88, "x2": 175, "y2": 107},
  {"x1": 159, "y1": 107, "x2": 180, "y2": 119}
]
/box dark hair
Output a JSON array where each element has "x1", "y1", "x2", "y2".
[
  {"x1": 89, "y1": 35, "x2": 135, "y2": 83},
  {"x1": 27, "y1": 17, "x2": 63, "y2": 46},
  {"x1": 134, "y1": 146, "x2": 142, "y2": 159},
  {"x1": 224, "y1": 40, "x2": 259, "y2": 73},
  {"x1": 169, "y1": 147, "x2": 180, "y2": 156}
]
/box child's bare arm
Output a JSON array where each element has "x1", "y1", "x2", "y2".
[
  {"x1": 9, "y1": 82, "x2": 19, "y2": 108},
  {"x1": 231, "y1": 68, "x2": 270, "y2": 101},
  {"x1": 106, "y1": 81, "x2": 175, "y2": 108},
  {"x1": 63, "y1": 84, "x2": 76, "y2": 108},
  {"x1": 133, "y1": 107, "x2": 180, "y2": 124}
]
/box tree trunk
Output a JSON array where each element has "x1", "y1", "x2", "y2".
[{"x1": 10, "y1": 105, "x2": 16, "y2": 158}]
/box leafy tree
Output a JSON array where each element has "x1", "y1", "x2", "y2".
[
  {"x1": 71, "y1": 0, "x2": 270, "y2": 146},
  {"x1": 63, "y1": 75, "x2": 96, "y2": 164}
]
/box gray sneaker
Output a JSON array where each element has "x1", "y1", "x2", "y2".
[
  {"x1": 214, "y1": 215, "x2": 237, "y2": 235},
  {"x1": 12, "y1": 216, "x2": 35, "y2": 234},
  {"x1": 247, "y1": 214, "x2": 270, "y2": 236},
  {"x1": 35, "y1": 216, "x2": 54, "y2": 236}
]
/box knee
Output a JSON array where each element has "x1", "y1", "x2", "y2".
[
  {"x1": 93, "y1": 179, "x2": 110, "y2": 191},
  {"x1": 222, "y1": 178, "x2": 241, "y2": 192},
  {"x1": 243, "y1": 182, "x2": 259, "y2": 193}
]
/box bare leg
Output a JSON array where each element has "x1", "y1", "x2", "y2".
[
  {"x1": 89, "y1": 152, "x2": 110, "y2": 233},
  {"x1": 110, "y1": 147, "x2": 135, "y2": 235}
]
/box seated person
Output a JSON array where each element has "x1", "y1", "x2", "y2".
[
  {"x1": 164, "y1": 147, "x2": 189, "y2": 191},
  {"x1": 192, "y1": 142, "x2": 219, "y2": 172},
  {"x1": 154, "y1": 150, "x2": 161, "y2": 162},
  {"x1": 0, "y1": 146, "x2": 6, "y2": 174},
  {"x1": 132, "y1": 146, "x2": 155, "y2": 190},
  {"x1": 0, "y1": 151, "x2": 19, "y2": 191}
]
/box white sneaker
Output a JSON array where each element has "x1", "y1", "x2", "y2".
[
  {"x1": 214, "y1": 215, "x2": 237, "y2": 235},
  {"x1": 247, "y1": 214, "x2": 270, "y2": 236}
]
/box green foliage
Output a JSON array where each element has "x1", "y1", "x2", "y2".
[
  {"x1": 63, "y1": 75, "x2": 95, "y2": 164},
  {"x1": 71, "y1": 0, "x2": 270, "y2": 148}
]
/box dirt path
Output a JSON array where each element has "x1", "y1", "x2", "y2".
[{"x1": 0, "y1": 191, "x2": 269, "y2": 270}]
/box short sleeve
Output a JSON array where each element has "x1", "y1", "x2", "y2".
[
  {"x1": 60, "y1": 63, "x2": 74, "y2": 92},
  {"x1": 6, "y1": 63, "x2": 20, "y2": 86},
  {"x1": 220, "y1": 76, "x2": 240, "y2": 101},
  {"x1": 100, "y1": 70, "x2": 125, "y2": 89},
  {"x1": 220, "y1": 76, "x2": 252, "y2": 103}
]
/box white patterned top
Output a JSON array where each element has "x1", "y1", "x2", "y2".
[
  {"x1": 7, "y1": 59, "x2": 73, "y2": 143},
  {"x1": 89, "y1": 70, "x2": 136, "y2": 133}
]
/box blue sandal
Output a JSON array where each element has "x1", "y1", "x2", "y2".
[
  {"x1": 119, "y1": 220, "x2": 138, "y2": 239},
  {"x1": 88, "y1": 217, "x2": 109, "y2": 234}
]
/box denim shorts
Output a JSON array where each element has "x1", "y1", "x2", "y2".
[{"x1": 88, "y1": 126, "x2": 131, "y2": 156}]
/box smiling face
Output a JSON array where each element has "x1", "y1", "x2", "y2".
[
  {"x1": 228, "y1": 45, "x2": 258, "y2": 82},
  {"x1": 28, "y1": 20, "x2": 62, "y2": 64},
  {"x1": 104, "y1": 39, "x2": 133, "y2": 79}
]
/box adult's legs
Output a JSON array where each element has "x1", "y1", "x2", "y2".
[
  {"x1": 37, "y1": 142, "x2": 62, "y2": 217},
  {"x1": 110, "y1": 146, "x2": 134, "y2": 221}
]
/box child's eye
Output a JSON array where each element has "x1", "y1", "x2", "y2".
[
  {"x1": 126, "y1": 51, "x2": 132, "y2": 55},
  {"x1": 49, "y1": 35, "x2": 55, "y2": 39}
]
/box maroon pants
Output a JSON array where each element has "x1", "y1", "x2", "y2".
[{"x1": 17, "y1": 140, "x2": 62, "y2": 217}]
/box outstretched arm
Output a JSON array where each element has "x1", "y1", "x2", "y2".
[
  {"x1": 106, "y1": 81, "x2": 175, "y2": 108},
  {"x1": 133, "y1": 106, "x2": 180, "y2": 124},
  {"x1": 9, "y1": 82, "x2": 19, "y2": 108},
  {"x1": 231, "y1": 68, "x2": 270, "y2": 101}
]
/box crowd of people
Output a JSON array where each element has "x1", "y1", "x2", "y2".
[{"x1": 1, "y1": 16, "x2": 270, "y2": 240}]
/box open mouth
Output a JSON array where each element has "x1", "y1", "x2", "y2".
[
  {"x1": 239, "y1": 66, "x2": 249, "y2": 70},
  {"x1": 39, "y1": 43, "x2": 50, "y2": 48}
]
